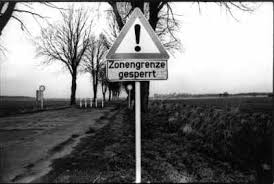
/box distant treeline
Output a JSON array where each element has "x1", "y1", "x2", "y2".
[
  {"x1": 154, "y1": 92, "x2": 273, "y2": 99},
  {"x1": 0, "y1": 96, "x2": 35, "y2": 99},
  {"x1": 0, "y1": 96, "x2": 73, "y2": 101}
]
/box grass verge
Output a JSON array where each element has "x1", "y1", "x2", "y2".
[{"x1": 39, "y1": 99, "x2": 271, "y2": 183}]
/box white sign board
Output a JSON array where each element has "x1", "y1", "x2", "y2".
[
  {"x1": 107, "y1": 60, "x2": 168, "y2": 81},
  {"x1": 106, "y1": 8, "x2": 169, "y2": 82},
  {"x1": 106, "y1": 8, "x2": 169, "y2": 60}
]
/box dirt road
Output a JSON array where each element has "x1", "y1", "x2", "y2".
[{"x1": 0, "y1": 106, "x2": 119, "y2": 183}]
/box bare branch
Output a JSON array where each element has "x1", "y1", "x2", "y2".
[
  {"x1": 11, "y1": 15, "x2": 31, "y2": 33},
  {"x1": 193, "y1": 2, "x2": 257, "y2": 20},
  {"x1": 0, "y1": 2, "x2": 16, "y2": 35},
  {"x1": 36, "y1": 6, "x2": 93, "y2": 77},
  {"x1": 13, "y1": 9, "x2": 47, "y2": 19},
  {"x1": 107, "y1": 1, "x2": 124, "y2": 30},
  {"x1": 228, "y1": 2, "x2": 256, "y2": 12},
  {"x1": 0, "y1": 2, "x2": 66, "y2": 38},
  {"x1": 222, "y1": 2, "x2": 240, "y2": 22},
  {"x1": 42, "y1": 2, "x2": 68, "y2": 11},
  {"x1": 83, "y1": 33, "x2": 108, "y2": 101}
]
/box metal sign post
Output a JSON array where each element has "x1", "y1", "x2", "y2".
[
  {"x1": 36, "y1": 90, "x2": 39, "y2": 107},
  {"x1": 129, "y1": 90, "x2": 131, "y2": 108},
  {"x1": 127, "y1": 84, "x2": 133, "y2": 108},
  {"x1": 40, "y1": 92, "x2": 44, "y2": 109},
  {"x1": 39, "y1": 85, "x2": 45, "y2": 110},
  {"x1": 135, "y1": 82, "x2": 141, "y2": 183}
]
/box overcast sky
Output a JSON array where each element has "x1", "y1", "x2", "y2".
[{"x1": 0, "y1": 2, "x2": 272, "y2": 98}]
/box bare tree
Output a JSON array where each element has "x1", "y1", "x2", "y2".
[
  {"x1": 0, "y1": 2, "x2": 63, "y2": 60},
  {"x1": 36, "y1": 6, "x2": 92, "y2": 105},
  {"x1": 0, "y1": 2, "x2": 62, "y2": 36},
  {"x1": 107, "y1": 1, "x2": 256, "y2": 112},
  {"x1": 83, "y1": 34, "x2": 108, "y2": 103},
  {"x1": 98, "y1": 63, "x2": 108, "y2": 102},
  {"x1": 103, "y1": 10, "x2": 120, "y2": 47},
  {"x1": 1, "y1": 2, "x2": 18, "y2": 36},
  {"x1": 108, "y1": 82, "x2": 121, "y2": 101}
]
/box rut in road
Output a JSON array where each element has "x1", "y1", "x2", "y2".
[{"x1": 36, "y1": 106, "x2": 128, "y2": 183}]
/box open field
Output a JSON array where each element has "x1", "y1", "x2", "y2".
[
  {"x1": 0, "y1": 96, "x2": 119, "y2": 117},
  {"x1": 157, "y1": 96, "x2": 273, "y2": 113},
  {"x1": 1, "y1": 96, "x2": 271, "y2": 117},
  {"x1": 0, "y1": 97, "x2": 71, "y2": 117},
  {"x1": 37, "y1": 96, "x2": 272, "y2": 183}
]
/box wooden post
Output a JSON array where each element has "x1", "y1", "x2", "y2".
[
  {"x1": 84, "y1": 98, "x2": 87, "y2": 108},
  {"x1": 40, "y1": 91, "x2": 44, "y2": 110},
  {"x1": 36, "y1": 90, "x2": 39, "y2": 108}
]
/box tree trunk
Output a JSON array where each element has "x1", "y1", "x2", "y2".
[
  {"x1": 132, "y1": 1, "x2": 144, "y2": 12},
  {"x1": 108, "y1": 89, "x2": 112, "y2": 101},
  {"x1": 93, "y1": 82, "x2": 97, "y2": 103},
  {"x1": 139, "y1": 2, "x2": 161, "y2": 113},
  {"x1": 0, "y1": 2, "x2": 16, "y2": 36},
  {"x1": 141, "y1": 81, "x2": 149, "y2": 112},
  {"x1": 103, "y1": 92, "x2": 106, "y2": 102},
  {"x1": 132, "y1": 3, "x2": 150, "y2": 113},
  {"x1": 70, "y1": 70, "x2": 77, "y2": 105}
]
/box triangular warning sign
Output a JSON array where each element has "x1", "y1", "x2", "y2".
[{"x1": 106, "y1": 8, "x2": 169, "y2": 60}]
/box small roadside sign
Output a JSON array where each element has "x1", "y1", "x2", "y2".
[
  {"x1": 127, "y1": 84, "x2": 133, "y2": 91},
  {"x1": 127, "y1": 84, "x2": 133, "y2": 109},
  {"x1": 39, "y1": 85, "x2": 45, "y2": 91},
  {"x1": 37, "y1": 85, "x2": 45, "y2": 109}
]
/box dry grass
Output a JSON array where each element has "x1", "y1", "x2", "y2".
[{"x1": 40, "y1": 97, "x2": 272, "y2": 183}]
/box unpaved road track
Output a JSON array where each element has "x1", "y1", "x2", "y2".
[{"x1": 0, "y1": 106, "x2": 118, "y2": 183}]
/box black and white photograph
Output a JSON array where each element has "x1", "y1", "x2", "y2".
[{"x1": 0, "y1": 1, "x2": 273, "y2": 183}]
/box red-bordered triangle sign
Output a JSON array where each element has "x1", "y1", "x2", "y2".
[{"x1": 106, "y1": 8, "x2": 169, "y2": 60}]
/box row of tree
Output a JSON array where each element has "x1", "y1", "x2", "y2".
[
  {"x1": 36, "y1": 6, "x2": 122, "y2": 105},
  {"x1": 35, "y1": 2, "x2": 183, "y2": 107},
  {"x1": 35, "y1": 2, "x2": 185, "y2": 107},
  {"x1": 0, "y1": 1, "x2": 256, "y2": 111}
]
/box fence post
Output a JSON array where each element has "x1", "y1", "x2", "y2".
[{"x1": 79, "y1": 99, "x2": 82, "y2": 108}]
